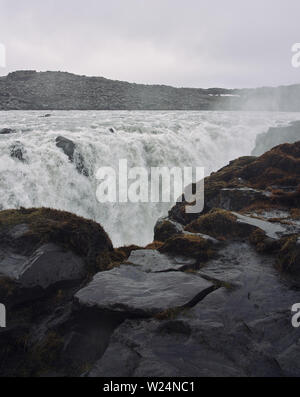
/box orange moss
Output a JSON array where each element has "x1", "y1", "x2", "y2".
[
  {"x1": 159, "y1": 233, "x2": 214, "y2": 260},
  {"x1": 291, "y1": 208, "x2": 300, "y2": 220},
  {"x1": 249, "y1": 229, "x2": 279, "y2": 253},
  {"x1": 145, "y1": 241, "x2": 164, "y2": 250},
  {"x1": 185, "y1": 208, "x2": 256, "y2": 240},
  {"x1": 277, "y1": 235, "x2": 300, "y2": 273}
]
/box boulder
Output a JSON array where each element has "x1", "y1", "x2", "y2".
[
  {"x1": 0, "y1": 243, "x2": 85, "y2": 289},
  {"x1": 0, "y1": 207, "x2": 119, "y2": 377},
  {"x1": 158, "y1": 232, "x2": 218, "y2": 260},
  {"x1": 206, "y1": 187, "x2": 269, "y2": 212},
  {"x1": 55, "y1": 136, "x2": 89, "y2": 176},
  {"x1": 0, "y1": 128, "x2": 16, "y2": 135},
  {"x1": 154, "y1": 217, "x2": 183, "y2": 242},
  {"x1": 75, "y1": 264, "x2": 214, "y2": 317},
  {"x1": 10, "y1": 141, "x2": 25, "y2": 162},
  {"x1": 0, "y1": 208, "x2": 113, "y2": 281},
  {"x1": 55, "y1": 136, "x2": 75, "y2": 161}
]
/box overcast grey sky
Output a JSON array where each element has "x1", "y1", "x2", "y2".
[{"x1": 0, "y1": 0, "x2": 299, "y2": 88}]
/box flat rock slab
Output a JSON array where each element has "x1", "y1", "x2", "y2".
[
  {"x1": 88, "y1": 242, "x2": 300, "y2": 377},
  {"x1": 75, "y1": 265, "x2": 213, "y2": 316},
  {"x1": 88, "y1": 318, "x2": 244, "y2": 377},
  {"x1": 127, "y1": 249, "x2": 195, "y2": 272},
  {"x1": 0, "y1": 243, "x2": 85, "y2": 289},
  {"x1": 233, "y1": 212, "x2": 286, "y2": 239}
]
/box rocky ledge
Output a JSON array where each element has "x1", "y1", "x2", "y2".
[{"x1": 1, "y1": 142, "x2": 300, "y2": 377}]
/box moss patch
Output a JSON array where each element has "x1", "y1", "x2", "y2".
[
  {"x1": 168, "y1": 142, "x2": 300, "y2": 224},
  {"x1": 159, "y1": 234, "x2": 214, "y2": 260},
  {"x1": 95, "y1": 245, "x2": 141, "y2": 271},
  {"x1": 0, "y1": 207, "x2": 113, "y2": 274},
  {"x1": 145, "y1": 241, "x2": 164, "y2": 250},
  {"x1": 154, "y1": 219, "x2": 182, "y2": 242},
  {"x1": 277, "y1": 235, "x2": 300, "y2": 273},
  {"x1": 249, "y1": 229, "x2": 280, "y2": 253},
  {"x1": 185, "y1": 208, "x2": 256, "y2": 240}
]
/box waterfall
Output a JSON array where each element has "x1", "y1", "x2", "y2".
[{"x1": 1, "y1": 110, "x2": 300, "y2": 247}]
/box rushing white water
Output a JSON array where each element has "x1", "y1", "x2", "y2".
[{"x1": 0, "y1": 110, "x2": 300, "y2": 247}]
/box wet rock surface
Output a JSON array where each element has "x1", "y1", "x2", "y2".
[
  {"x1": 55, "y1": 136, "x2": 89, "y2": 176},
  {"x1": 75, "y1": 263, "x2": 214, "y2": 317},
  {"x1": 9, "y1": 141, "x2": 25, "y2": 162},
  {"x1": 88, "y1": 243, "x2": 300, "y2": 377},
  {"x1": 0, "y1": 243, "x2": 86, "y2": 289},
  {"x1": 0, "y1": 128, "x2": 16, "y2": 135},
  {"x1": 126, "y1": 249, "x2": 194, "y2": 272},
  {"x1": 1, "y1": 141, "x2": 300, "y2": 377}
]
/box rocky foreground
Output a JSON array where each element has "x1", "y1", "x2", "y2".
[{"x1": 0, "y1": 142, "x2": 300, "y2": 377}]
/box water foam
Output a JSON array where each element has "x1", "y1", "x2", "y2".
[{"x1": 1, "y1": 110, "x2": 299, "y2": 247}]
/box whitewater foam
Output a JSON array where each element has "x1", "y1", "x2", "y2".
[{"x1": 0, "y1": 110, "x2": 299, "y2": 247}]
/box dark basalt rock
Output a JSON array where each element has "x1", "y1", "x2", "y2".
[
  {"x1": 0, "y1": 242, "x2": 86, "y2": 289},
  {"x1": 10, "y1": 141, "x2": 25, "y2": 162},
  {"x1": 75, "y1": 264, "x2": 214, "y2": 317},
  {"x1": 154, "y1": 217, "x2": 183, "y2": 242},
  {"x1": 0, "y1": 208, "x2": 124, "y2": 376},
  {"x1": 169, "y1": 142, "x2": 300, "y2": 225},
  {"x1": 55, "y1": 136, "x2": 75, "y2": 161},
  {"x1": 0, "y1": 128, "x2": 16, "y2": 135},
  {"x1": 88, "y1": 242, "x2": 300, "y2": 377},
  {"x1": 55, "y1": 136, "x2": 89, "y2": 177}
]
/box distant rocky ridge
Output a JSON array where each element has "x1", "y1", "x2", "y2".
[
  {"x1": 1, "y1": 70, "x2": 300, "y2": 111},
  {"x1": 1, "y1": 141, "x2": 300, "y2": 376}
]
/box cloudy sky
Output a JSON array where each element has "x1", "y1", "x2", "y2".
[{"x1": 0, "y1": 0, "x2": 299, "y2": 88}]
